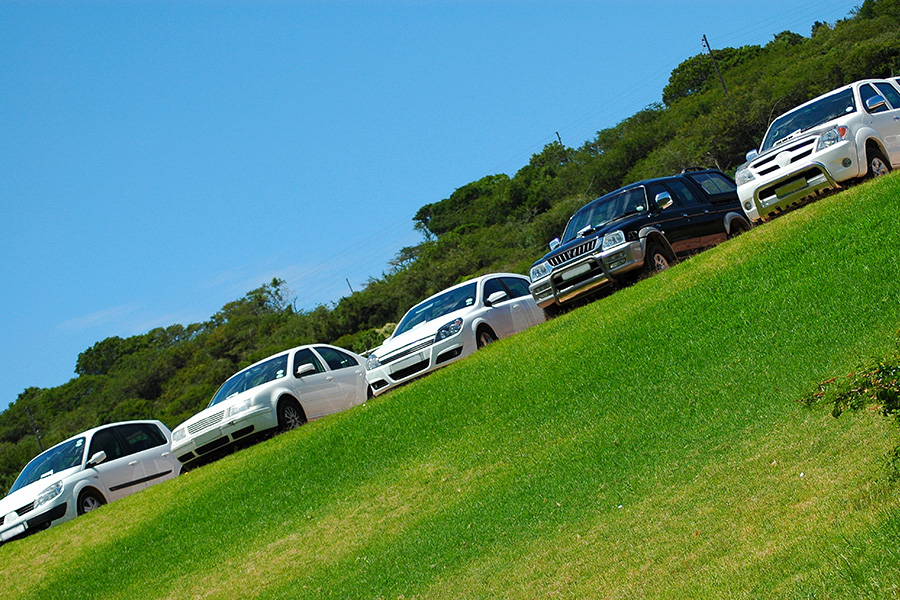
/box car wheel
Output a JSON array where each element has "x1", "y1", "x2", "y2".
[
  {"x1": 277, "y1": 398, "x2": 306, "y2": 432},
  {"x1": 476, "y1": 327, "x2": 497, "y2": 349},
  {"x1": 643, "y1": 242, "x2": 672, "y2": 275},
  {"x1": 728, "y1": 220, "x2": 749, "y2": 239},
  {"x1": 865, "y1": 146, "x2": 891, "y2": 180},
  {"x1": 76, "y1": 488, "x2": 106, "y2": 516}
]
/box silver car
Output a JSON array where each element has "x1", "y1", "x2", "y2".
[
  {"x1": 0, "y1": 420, "x2": 180, "y2": 544},
  {"x1": 171, "y1": 344, "x2": 369, "y2": 468}
]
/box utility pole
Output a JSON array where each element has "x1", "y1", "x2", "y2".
[
  {"x1": 26, "y1": 406, "x2": 43, "y2": 452},
  {"x1": 555, "y1": 131, "x2": 562, "y2": 145},
  {"x1": 702, "y1": 34, "x2": 728, "y2": 97},
  {"x1": 346, "y1": 278, "x2": 354, "y2": 295}
]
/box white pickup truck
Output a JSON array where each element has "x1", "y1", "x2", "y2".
[{"x1": 736, "y1": 78, "x2": 900, "y2": 222}]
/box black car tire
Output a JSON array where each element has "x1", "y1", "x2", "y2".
[
  {"x1": 476, "y1": 326, "x2": 497, "y2": 349},
  {"x1": 277, "y1": 398, "x2": 306, "y2": 432},
  {"x1": 643, "y1": 242, "x2": 672, "y2": 275},
  {"x1": 728, "y1": 219, "x2": 750, "y2": 239},
  {"x1": 864, "y1": 145, "x2": 891, "y2": 180},
  {"x1": 76, "y1": 488, "x2": 106, "y2": 515}
]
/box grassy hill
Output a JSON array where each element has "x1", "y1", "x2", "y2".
[{"x1": 3, "y1": 175, "x2": 900, "y2": 599}]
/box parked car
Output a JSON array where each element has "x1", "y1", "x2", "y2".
[
  {"x1": 529, "y1": 169, "x2": 750, "y2": 311},
  {"x1": 171, "y1": 344, "x2": 368, "y2": 468},
  {"x1": 365, "y1": 273, "x2": 545, "y2": 396},
  {"x1": 735, "y1": 78, "x2": 900, "y2": 222},
  {"x1": 0, "y1": 420, "x2": 179, "y2": 544}
]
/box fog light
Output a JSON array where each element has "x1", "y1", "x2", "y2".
[
  {"x1": 744, "y1": 201, "x2": 753, "y2": 211},
  {"x1": 842, "y1": 158, "x2": 852, "y2": 168}
]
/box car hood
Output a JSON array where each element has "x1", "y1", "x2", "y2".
[
  {"x1": 372, "y1": 306, "x2": 474, "y2": 358},
  {"x1": 0, "y1": 467, "x2": 78, "y2": 512},
  {"x1": 758, "y1": 117, "x2": 851, "y2": 158},
  {"x1": 532, "y1": 213, "x2": 643, "y2": 268}
]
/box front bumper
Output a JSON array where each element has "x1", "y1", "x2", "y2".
[
  {"x1": 738, "y1": 142, "x2": 859, "y2": 221},
  {"x1": 529, "y1": 240, "x2": 643, "y2": 308},
  {"x1": 0, "y1": 501, "x2": 68, "y2": 544},
  {"x1": 366, "y1": 332, "x2": 473, "y2": 396},
  {"x1": 172, "y1": 405, "x2": 275, "y2": 465}
]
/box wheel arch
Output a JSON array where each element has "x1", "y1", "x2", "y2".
[
  {"x1": 276, "y1": 393, "x2": 306, "y2": 422},
  {"x1": 724, "y1": 212, "x2": 751, "y2": 236},
  {"x1": 639, "y1": 228, "x2": 677, "y2": 261}
]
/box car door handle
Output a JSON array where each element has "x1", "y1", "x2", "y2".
[
  {"x1": 128, "y1": 460, "x2": 138, "y2": 466},
  {"x1": 326, "y1": 376, "x2": 334, "y2": 382},
  {"x1": 161, "y1": 452, "x2": 171, "y2": 457}
]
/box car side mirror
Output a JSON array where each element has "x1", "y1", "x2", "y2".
[
  {"x1": 549, "y1": 237, "x2": 561, "y2": 251},
  {"x1": 296, "y1": 363, "x2": 316, "y2": 377},
  {"x1": 485, "y1": 290, "x2": 508, "y2": 307},
  {"x1": 745, "y1": 149, "x2": 759, "y2": 162},
  {"x1": 86, "y1": 450, "x2": 107, "y2": 468},
  {"x1": 865, "y1": 94, "x2": 887, "y2": 113},
  {"x1": 655, "y1": 191, "x2": 674, "y2": 210}
]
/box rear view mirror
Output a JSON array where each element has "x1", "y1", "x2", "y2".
[
  {"x1": 86, "y1": 450, "x2": 107, "y2": 468},
  {"x1": 549, "y1": 237, "x2": 561, "y2": 251},
  {"x1": 485, "y1": 291, "x2": 509, "y2": 306},
  {"x1": 745, "y1": 149, "x2": 759, "y2": 162},
  {"x1": 655, "y1": 191, "x2": 674, "y2": 210},
  {"x1": 866, "y1": 94, "x2": 887, "y2": 112},
  {"x1": 296, "y1": 363, "x2": 316, "y2": 377}
]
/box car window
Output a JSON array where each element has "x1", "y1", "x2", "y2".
[
  {"x1": 687, "y1": 171, "x2": 736, "y2": 195},
  {"x1": 500, "y1": 277, "x2": 531, "y2": 299},
  {"x1": 874, "y1": 82, "x2": 900, "y2": 109},
  {"x1": 8, "y1": 438, "x2": 86, "y2": 494},
  {"x1": 646, "y1": 183, "x2": 672, "y2": 208},
  {"x1": 315, "y1": 346, "x2": 359, "y2": 370},
  {"x1": 115, "y1": 423, "x2": 167, "y2": 455},
  {"x1": 666, "y1": 180, "x2": 702, "y2": 206},
  {"x1": 88, "y1": 428, "x2": 126, "y2": 462},
  {"x1": 209, "y1": 354, "x2": 289, "y2": 407},
  {"x1": 860, "y1": 84, "x2": 888, "y2": 113},
  {"x1": 394, "y1": 282, "x2": 478, "y2": 336},
  {"x1": 293, "y1": 348, "x2": 325, "y2": 377}
]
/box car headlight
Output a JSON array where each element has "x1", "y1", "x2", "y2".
[
  {"x1": 816, "y1": 126, "x2": 849, "y2": 151},
  {"x1": 735, "y1": 166, "x2": 755, "y2": 186},
  {"x1": 172, "y1": 427, "x2": 186, "y2": 443},
  {"x1": 366, "y1": 354, "x2": 381, "y2": 370},
  {"x1": 435, "y1": 318, "x2": 463, "y2": 342},
  {"x1": 530, "y1": 261, "x2": 551, "y2": 282},
  {"x1": 226, "y1": 397, "x2": 253, "y2": 418},
  {"x1": 601, "y1": 230, "x2": 626, "y2": 251},
  {"x1": 34, "y1": 480, "x2": 64, "y2": 510}
]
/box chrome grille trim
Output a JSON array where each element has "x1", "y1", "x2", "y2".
[
  {"x1": 187, "y1": 411, "x2": 225, "y2": 435},
  {"x1": 381, "y1": 337, "x2": 435, "y2": 365},
  {"x1": 548, "y1": 239, "x2": 597, "y2": 267}
]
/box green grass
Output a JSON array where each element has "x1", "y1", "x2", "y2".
[{"x1": 3, "y1": 175, "x2": 900, "y2": 599}]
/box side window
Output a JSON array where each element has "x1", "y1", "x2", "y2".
[
  {"x1": 688, "y1": 172, "x2": 736, "y2": 195},
  {"x1": 116, "y1": 423, "x2": 167, "y2": 456},
  {"x1": 874, "y1": 82, "x2": 900, "y2": 109},
  {"x1": 500, "y1": 277, "x2": 531, "y2": 299},
  {"x1": 860, "y1": 84, "x2": 888, "y2": 114},
  {"x1": 293, "y1": 348, "x2": 325, "y2": 378},
  {"x1": 315, "y1": 346, "x2": 359, "y2": 370},
  {"x1": 482, "y1": 278, "x2": 506, "y2": 303},
  {"x1": 88, "y1": 428, "x2": 125, "y2": 462},
  {"x1": 666, "y1": 180, "x2": 702, "y2": 206}
]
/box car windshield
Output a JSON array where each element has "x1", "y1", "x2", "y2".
[
  {"x1": 208, "y1": 354, "x2": 289, "y2": 408},
  {"x1": 761, "y1": 88, "x2": 856, "y2": 152},
  {"x1": 393, "y1": 282, "x2": 478, "y2": 337},
  {"x1": 8, "y1": 437, "x2": 86, "y2": 495},
  {"x1": 562, "y1": 187, "x2": 647, "y2": 244}
]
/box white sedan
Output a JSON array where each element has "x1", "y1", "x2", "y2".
[
  {"x1": 171, "y1": 344, "x2": 369, "y2": 468},
  {"x1": 365, "y1": 273, "x2": 545, "y2": 396},
  {"x1": 0, "y1": 420, "x2": 180, "y2": 544}
]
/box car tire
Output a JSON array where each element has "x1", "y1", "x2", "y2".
[
  {"x1": 642, "y1": 242, "x2": 672, "y2": 276},
  {"x1": 277, "y1": 398, "x2": 306, "y2": 432},
  {"x1": 76, "y1": 488, "x2": 106, "y2": 515},
  {"x1": 728, "y1": 219, "x2": 750, "y2": 239},
  {"x1": 864, "y1": 145, "x2": 891, "y2": 180},
  {"x1": 476, "y1": 326, "x2": 497, "y2": 349}
]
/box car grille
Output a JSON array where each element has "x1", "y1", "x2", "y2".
[
  {"x1": 187, "y1": 411, "x2": 225, "y2": 435},
  {"x1": 380, "y1": 337, "x2": 435, "y2": 366},
  {"x1": 751, "y1": 138, "x2": 816, "y2": 177},
  {"x1": 1, "y1": 502, "x2": 35, "y2": 525},
  {"x1": 548, "y1": 239, "x2": 597, "y2": 267}
]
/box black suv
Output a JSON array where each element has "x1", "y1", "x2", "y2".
[{"x1": 528, "y1": 169, "x2": 750, "y2": 311}]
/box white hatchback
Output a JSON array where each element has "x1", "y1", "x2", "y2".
[
  {"x1": 0, "y1": 420, "x2": 180, "y2": 544},
  {"x1": 171, "y1": 344, "x2": 369, "y2": 468},
  {"x1": 365, "y1": 273, "x2": 545, "y2": 396}
]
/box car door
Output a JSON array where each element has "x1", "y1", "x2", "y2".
[
  {"x1": 499, "y1": 276, "x2": 545, "y2": 330},
  {"x1": 313, "y1": 346, "x2": 367, "y2": 409},
  {"x1": 113, "y1": 422, "x2": 178, "y2": 489},
  {"x1": 646, "y1": 182, "x2": 701, "y2": 256},
  {"x1": 480, "y1": 277, "x2": 519, "y2": 338},
  {"x1": 869, "y1": 81, "x2": 900, "y2": 164},
  {"x1": 290, "y1": 348, "x2": 341, "y2": 419},
  {"x1": 86, "y1": 426, "x2": 145, "y2": 501}
]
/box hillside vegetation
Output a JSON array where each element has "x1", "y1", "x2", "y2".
[
  {"x1": 1, "y1": 169, "x2": 899, "y2": 599},
  {"x1": 2, "y1": 1, "x2": 900, "y2": 491}
]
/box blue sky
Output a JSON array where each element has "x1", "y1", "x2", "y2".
[{"x1": 0, "y1": 0, "x2": 856, "y2": 411}]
